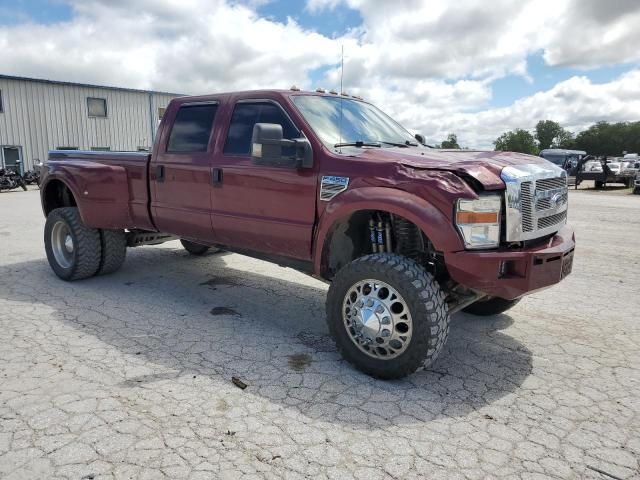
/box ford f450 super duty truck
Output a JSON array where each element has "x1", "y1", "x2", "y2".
[{"x1": 40, "y1": 89, "x2": 575, "y2": 379}]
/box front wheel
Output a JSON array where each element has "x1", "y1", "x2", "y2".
[
  {"x1": 463, "y1": 297, "x2": 521, "y2": 316},
  {"x1": 326, "y1": 253, "x2": 450, "y2": 379}
]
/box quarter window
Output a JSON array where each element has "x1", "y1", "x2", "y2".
[
  {"x1": 224, "y1": 102, "x2": 299, "y2": 156},
  {"x1": 87, "y1": 97, "x2": 107, "y2": 117},
  {"x1": 167, "y1": 104, "x2": 218, "y2": 153}
]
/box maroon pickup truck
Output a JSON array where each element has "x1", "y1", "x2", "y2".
[{"x1": 40, "y1": 88, "x2": 575, "y2": 379}]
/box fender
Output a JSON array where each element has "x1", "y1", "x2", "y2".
[
  {"x1": 42, "y1": 161, "x2": 132, "y2": 229},
  {"x1": 312, "y1": 186, "x2": 464, "y2": 276}
]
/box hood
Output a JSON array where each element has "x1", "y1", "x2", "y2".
[{"x1": 351, "y1": 147, "x2": 551, "y2": 190}]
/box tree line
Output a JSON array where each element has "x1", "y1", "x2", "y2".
[{"x1": 436, "y1": 120, "x2": 640, "y2": 156}]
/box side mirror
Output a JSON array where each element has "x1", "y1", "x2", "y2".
[
  {"x1": 251, "y1": 123, "x2": 313, "y2": 169},
  {"x1": 414, "y1": 133, "x2": 426, "y2": 145}
]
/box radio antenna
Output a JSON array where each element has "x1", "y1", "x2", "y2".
[
  {"x1": 339, "y1": 45, "x2": 344, "y2": 146},
  {"x1": 340, "y1": 45, "x2": 344, "y2": 94}
]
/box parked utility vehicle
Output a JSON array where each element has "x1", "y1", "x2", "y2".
[{"x1": 40, "y1": 89, "x2": 575, "y2": 378}]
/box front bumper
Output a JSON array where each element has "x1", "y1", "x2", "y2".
[{"x1": 444, "y1": 225, "x2": 575, "y2": 300}]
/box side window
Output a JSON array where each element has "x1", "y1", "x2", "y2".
[
  {"x1": 224, "y1": 102, "x2": 299, "y2": 156},
  {"x1": 167, "y1": 104, "x2": 218, "y2": 153}
]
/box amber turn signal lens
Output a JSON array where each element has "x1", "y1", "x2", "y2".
[{"x1": 456, "y1": 211, "x2": 499, "y2": 224}]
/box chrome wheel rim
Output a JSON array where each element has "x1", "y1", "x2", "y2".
[
  {"x1": 51, "y1": 221, "x2": 74, "y2": 269},
  {"x1": 342, "y1": 279, "x2": 413, "y2": 359}
]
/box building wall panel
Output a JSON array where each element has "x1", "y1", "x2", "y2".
[{"x1": 0, "y1": 76, "x2": 181, "y2": 170}]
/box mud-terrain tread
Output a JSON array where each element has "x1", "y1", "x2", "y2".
[
  {"x1": 326, "y1": 253, "x2": 450, "y2": 379},
  {"x1": 44, "y1": 207, "x2": 101, "y2": 281},
  {"x1": 463, "y1": 297, "x2": 521, "y2": 316},
  {"x1": 97, "y1": 229, "x2": 127, "y2": 276}
]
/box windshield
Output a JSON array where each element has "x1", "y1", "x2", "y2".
[
  {"x1": 541, "y1": 153, "x2": 566, "y2": 166},
  {"x1": 291, "y1": 95, "x2": 417, "y2": 147}
]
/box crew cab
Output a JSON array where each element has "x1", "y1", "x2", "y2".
[{"x1": 40, "y1": 89, "x2": 575, "y2": 379}]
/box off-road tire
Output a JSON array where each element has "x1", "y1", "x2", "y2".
[
  {"x1": 19, "y1": 179, "x2": 27, "y2": 191},
  {"x1": 326, "y1": 253, "x2": 450, "y2": 379},
  {"x1": 44, "y1": 207, "x2": 101, "y2": 281},
  {"x1": 97, "y1": 229, "x2": 127, "y2": 275},
  {"x1": 181, "y1": 239, "x2": 214, "y2": 255},
  {"x1": 463, "y1": 297, "x2": 521, "y2": 316}
]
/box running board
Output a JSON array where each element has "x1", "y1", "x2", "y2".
[{"x1": 126, "y1": 231, "x2": 177, "y2": 247}]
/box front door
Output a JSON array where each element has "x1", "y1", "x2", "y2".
[
  {"x1": 150, "y1": 102, "x2": 219, "y2": 242},
  {"x1": 2, "y1": 147, "x2": 22, "y2": 174},
  {"x1": 210, "y1": 100, "x2": 317, "y2": 260}
]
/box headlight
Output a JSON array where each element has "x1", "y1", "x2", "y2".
[{"x1": 455, "y1": 195, "x2": 501, "y2": 249}]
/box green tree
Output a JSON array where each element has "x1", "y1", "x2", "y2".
[
  {"x1": 535, "y1": 120, "x2": 563, "y2": 150},
  {"x1": 494, "y1": 129, "x2": 538, "y2": 155},
  {"x1": 574, "y1": 121, "x2": 640, "y2": 156},
  {"x1": 554, "y1": 129, "x2": 575, "y2": 149},
  {"x1": 535, "y1": 120, "x2": 575, "y2": 149},
  {"x1": 440, "y1": 133, "x2": 460, "y2": 149}
]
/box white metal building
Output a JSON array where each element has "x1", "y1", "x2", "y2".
[{"x1": 0, "y1": 74, "x2": 181, "y2": 173}]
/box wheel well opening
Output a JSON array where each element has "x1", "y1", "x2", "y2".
[
  {"x1": 43, "y1": 180, "x2": 77, "y2": 215},
  {"x1": 321, "y1": 210, "x2": 443, "y2": 280}
]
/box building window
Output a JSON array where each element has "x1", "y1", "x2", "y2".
[
  {"x1": 158, "y1": 107, "x2": 166, "y2": 120},
  {"x1": 87, "y1": 97, "x2": 107, "y2": 117},
  {"x1": 56, "y1": 146, "x2": 79, "y2": 150},
  {"x1": 0, "y1": 89, "x2": 3, "y2": 113},
  {"x1": 166, "y1": 104, "x2": 218, "y2": 153},
  {"x1": 91, "y1": 147, "x2": 110, "y2": 151}
]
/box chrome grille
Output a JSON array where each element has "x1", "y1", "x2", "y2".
[
  {"x1": 538, "y1": 211, "x2": 567, "y2": 230},
  {"x1": 536, "y1": 177, "x2": 567, "y2": 191},
  {"x1": 521, "y1": 181, "x2": 534, "y2": 232},
  {"x1": 502, "y1": 163, "x2": 569, "y2": 242},
  {"x1": 537, "y1": 192, "x2": 567, "y2": 211}
]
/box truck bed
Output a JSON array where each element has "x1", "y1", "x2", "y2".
[{"x1": 46, "y1": 150, "x2": 154, "y2": 230}]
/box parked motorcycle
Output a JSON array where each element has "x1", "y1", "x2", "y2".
[
  {"x1": 22, "y1": 169, "x2": 41, "y2": 186},
  {"x1": 0, "y1": 167, "x2": 28, "y2": 192}
]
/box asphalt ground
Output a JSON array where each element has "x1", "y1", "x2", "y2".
[{"x1": 0, "y1": 187, "x2": 638, "y2": 479}]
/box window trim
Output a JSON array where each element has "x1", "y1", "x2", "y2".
[
  {"x1": 87, "y1": 97, "x2": 107, "y2": 118},
  {"x1": 165, "y1": 101, "x2": 219, "y2": 154},
  {"x1": 223, "y1": 99, "x2": 301, "y2": 157}
]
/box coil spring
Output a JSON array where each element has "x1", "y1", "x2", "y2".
[{"x1": 393, "y1": 217, "x2": 424, "y2": 261}]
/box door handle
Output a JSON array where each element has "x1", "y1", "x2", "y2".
[
  {"x1": 156, "y1": 165, "x2": 165, "y2": 183},
  {"x1": 212, "y1": 168, "x2": 223, "y2": 186}
]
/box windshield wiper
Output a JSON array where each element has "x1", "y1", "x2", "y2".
[
  {"x1": 334, "y1": 141, "x2": 382, "y2": 148},
  {"x1": 379, "y1": 140, "x2": 418, "y2": 148}
]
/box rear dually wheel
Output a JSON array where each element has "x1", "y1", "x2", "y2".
[{"x1": 44, "y1": 207, "x2": 101, "y2": 281}]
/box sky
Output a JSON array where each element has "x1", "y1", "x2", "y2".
[{"x1": 1, "y1": 0, "x2": 639, "y2": 148}]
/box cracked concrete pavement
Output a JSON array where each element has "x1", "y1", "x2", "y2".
[{"x1": 0, "y1": 188, "x2": 639, "y2": 479}]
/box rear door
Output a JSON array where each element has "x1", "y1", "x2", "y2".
[
  {"x1": 210, "y1": 99, "x2": 317, "y2": 259},
  {"x1": 151, "y1": 101, "x2": 219, "y2": 241}
]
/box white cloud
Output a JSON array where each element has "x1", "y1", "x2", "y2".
[
  {"x1": 419, "y1": 70, "x2": 640, "y2": 148},
  {"x1": 0, "y1": 0, "x2": 639, "y2": 148}
]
